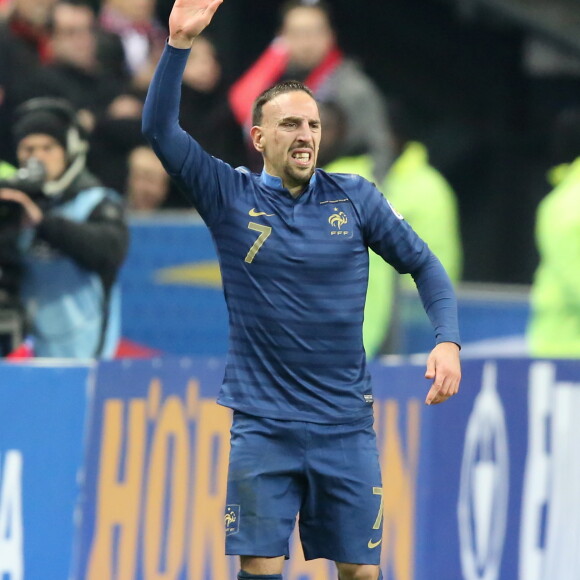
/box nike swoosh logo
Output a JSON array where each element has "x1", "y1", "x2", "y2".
[
  {"x1": 368, "y1": 538, "x2": 382, "y2": 549},
  {"x1": 249, "y1": 208, "x2": 274, "y2": 217}
]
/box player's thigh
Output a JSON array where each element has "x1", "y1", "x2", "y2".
[
  {"x1": 226, "y1": 412, "x2": 305, "y2": 558},
  {"x1": 299, "y1": 414, "x2": 383, "y2": 564}
]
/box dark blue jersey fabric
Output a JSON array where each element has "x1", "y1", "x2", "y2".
[{"x1": 143, "y1": 43, "x2": 460, "y2": 423}]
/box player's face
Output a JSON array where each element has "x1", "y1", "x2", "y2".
[
  {"x1": 17, "y1": 134, "x2": 67, "y2": 182},
  {"x1": 254, "y1": 91, "x2": 321, "y2": 195}
]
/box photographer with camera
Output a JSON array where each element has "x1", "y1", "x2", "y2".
[{"x1": 0, "y1": 97, "x2": 129, "y2": 358}]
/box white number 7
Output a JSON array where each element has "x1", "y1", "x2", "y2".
[{"x1": 244, "y1": 222, "x2": 272, "y2": 263}]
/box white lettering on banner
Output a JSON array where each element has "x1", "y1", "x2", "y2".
[
  {"x1": 458, "y1": 362, "x2": 509, "y2": 580},
  {"x1": 0, "y1": 451, "x2": 24, "y2": 580},
  {"x1": 520, "y1": 362, "x2": 580, "y2": 580},
  {"x1": 519, "y1": 362, "x2": 552, "y2": 580}
]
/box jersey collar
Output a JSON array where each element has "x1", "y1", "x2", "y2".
[{"x1": 260, "y1": 169, "x2": 317, "y2": 193}]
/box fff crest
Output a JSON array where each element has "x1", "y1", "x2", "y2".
[{"x1": 328, "y1": 210, "x2": 349, "y2": 236}]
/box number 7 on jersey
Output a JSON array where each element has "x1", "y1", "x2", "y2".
[{"x1": 244, "y1": 222, "x2": 272, "y2": 263}]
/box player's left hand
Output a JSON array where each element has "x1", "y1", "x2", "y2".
[
  {"x1": 0, "y1": 188, "x2": 44, "y2": 227},
  {"x1": 424, "y1": 341, "x2": 461, "y2": 405}
]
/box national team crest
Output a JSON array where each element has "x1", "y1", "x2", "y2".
[
  {"x1": 225, "y1": 504, "x2": 240, "y2": 536},
  {"x1": 328, "y1": 209, "x2": 350, "y2": 236}
]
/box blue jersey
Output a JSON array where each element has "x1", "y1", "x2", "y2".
[{"x1": 143, "y1": 44, "x2": 460, "y2": 423}]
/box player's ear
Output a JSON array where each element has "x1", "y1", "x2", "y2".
[{"x1": 250, "y1": 126, "x2": 264, "y2": 152}]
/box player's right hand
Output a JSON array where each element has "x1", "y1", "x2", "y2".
[
  {"x1": 424, "y1": 341, "x2": 461, "y2": 405},
  {"x1": 168, "y1": 0, "x2": 224, "y2": 49}
]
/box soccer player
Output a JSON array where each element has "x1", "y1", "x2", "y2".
[{"x1": 142, "y1": 2, "x2": 461, "y2": 579}]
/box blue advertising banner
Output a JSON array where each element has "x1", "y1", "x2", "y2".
[
  {"x1": 73, "y1": 357, "x2": 232, "y2": 580},
  {"x1": 63, "y1": 356, "x2": 580, "y2": 579},
  {"x1": 401, "y1": 357, "x2": 580, "y2": 580},
  {"x1": 121, "y1": 216, "x2": 228, "y2": 355},
  {"x1": 399, "y1": 359, "x2": 529, "y2": 580},
  {"x1": 0, "y1": 361, "x2": 91, "y2": 580}
]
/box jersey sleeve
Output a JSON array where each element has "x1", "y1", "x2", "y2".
[
  {"x1": 142, "y1": 42, "x2": 242, "y2": 226},
  {"x1": 358, "y1": 179, "x2": 461, "y2": 346},
  {"x1": 360, "y1": 178, "x2": 429, "y2": 273}
]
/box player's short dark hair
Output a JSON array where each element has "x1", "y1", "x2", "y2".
[
  {"x1": 251, "y1": 80, "x2": 316, "y2": 126},
  {"x1": 279, "y1": 0, "x2": 334, "y2": 29}
]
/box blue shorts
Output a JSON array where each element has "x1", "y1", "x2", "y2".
[{"x1": 225, "y1": 411, "x2": 383, "y2": 564}]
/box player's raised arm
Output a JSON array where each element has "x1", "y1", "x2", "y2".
[
  {"x1": 143, "y1": 0, "x2": 234, "y2": 221},
  {"x1": 168, "y1": 0, "x2": 224, "y2": 49}
]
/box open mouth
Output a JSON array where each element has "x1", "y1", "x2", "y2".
[{"x1": 291, "y1": 150, "x2": 312, "y2": 167}]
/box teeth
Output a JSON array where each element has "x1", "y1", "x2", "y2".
[{"x1": 293, "y1": 153, "x2": 310, "y2": 160}]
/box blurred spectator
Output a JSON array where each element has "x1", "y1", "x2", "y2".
[
  {"x1": 0, "y1": 0, "x2": 12, "y2": 19},
  {"x1": 126, "y1": 145, "x2": 170, "y2": 211},
  {"x1": 0, "y1": 97, "x2": 128, "y2": 358},
  {"x1": 229, "y1": 0, "x2": 393, "y2": 181},
  {"x1": 178, "y1": 34, "x2": 248, "y2": 169},
  {"x1": 0, "y1": 0, "x2": 55, "y2": 59},
  {"x1": 26, "y1": 0, "x2": 126, "y2": 127},
  {"x1": 528, "y1": 108, "x2": 580, "y2": 358},
  {"x1": 318, "y1": 101, "x2": 395, "y2": 358},
  {"x1": 0, "y1": 40, "x2": 8, "y2": 162},
  {"x1": 384, "y1": 101, "x2": 463, "y2": 288},
  {"x1": 318, "y1": 100, "x2": 374, "y2": 175},
  {"x1": 98, "y1": 0, "x2": 166, "y2": 79},
  {"x1": 87, "y1": 92, "x2": 147, "y2": 194},
  {"x1": 90, "y1": 35, "x2": 247, "y2": 208},
  {"x1": 0, "y1": 0, "x2": 58, "y2": 161},
  {"x1": 382, "y1": 101, "x2": 462, "y2": 355}
]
